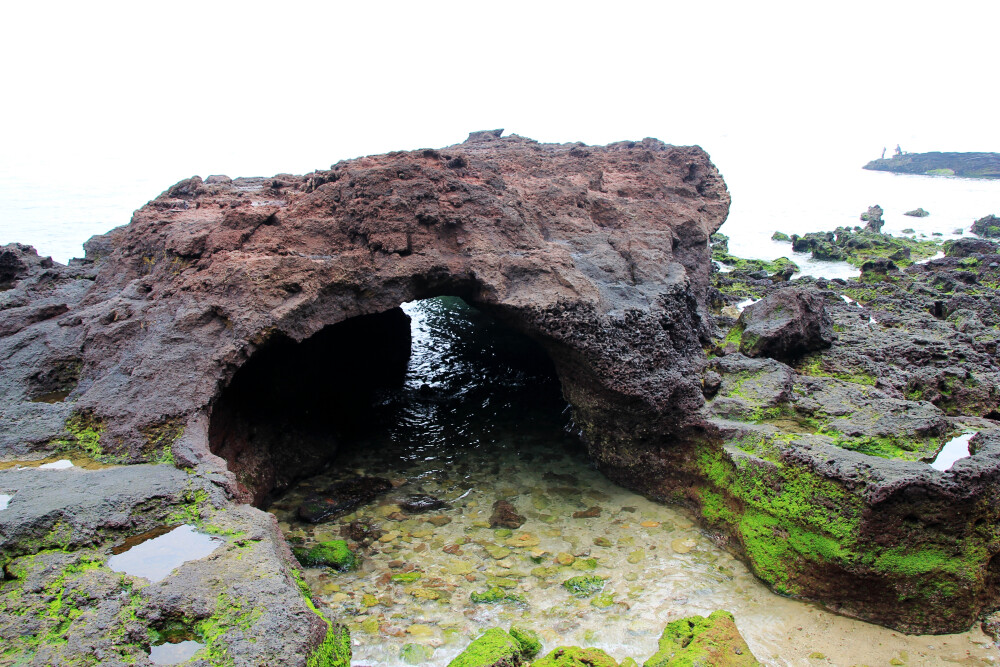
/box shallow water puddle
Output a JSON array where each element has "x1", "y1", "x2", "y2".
[
  {"x1": 931, "y1": 432, "x2": 976, "y2": 471},
  {"x1": 108, "y1": 525, "x2": 221, "y2": 582},
  {"x1": 38, "y1": 459, "x2": 74, "y2": 469},
  {"x1": 149, "y1": 640, "x2": 204, "y2": 664},
  {"x1": 272, "y1": 298, "x2": 1000, "y2": 666},
  {"x1": 0, "y1": 454, "x2": 114, "y2": 471}
]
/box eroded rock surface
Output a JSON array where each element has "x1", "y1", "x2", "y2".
[
  {"x1": 684, "y1": 235, "x2": 1000, "y2": 633},
  {"x1": 0, "y1": 132, "x2": 729, "y2": 665}
]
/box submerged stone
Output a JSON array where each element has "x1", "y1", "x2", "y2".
[
  {"x1": 297, "y1": 477, "x2": 393, "y2": 523},
  {"x1": 447, "y1": 627, "x2": 531, "y2": 667},
  {"x1": 532, "y1": 646, "x2": 619, "y2": 667},
  {"x1": 562, "y1": 576, "x2": 606, "y2": 598},
  {"x1": 292, "y1": 540, "x2": 357, "y2": 571},
  {"x1": 643, "y1": 610, "x2": 759, "y2": 667},
  {"x1": 490, "y1": 500, "x2": 526, "y2": 529}
]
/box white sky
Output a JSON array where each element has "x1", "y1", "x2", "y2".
[{"x1": 2, "y1": 1, "x2": 997, "y2": 177}]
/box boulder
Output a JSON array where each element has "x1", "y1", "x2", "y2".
[
  {"x1": 733, "y1": 288, "x2": 834, "y2": 361},
  {"x1": 971, "y1": 214, "x2": 1000, "y2": 238},
  {"x1": 643, "y1": 611, "x2": 759, "y2": 667},
  {"x1": 490, "y1": 500, "x2": 526, "y2": 529},
  {"x1": 861, "y1": 204, "x2": 885, "y2": 232},
  {"x1": 904, "y1": 207, "x2": 930, "y2": 217},
  {"x1": 296, "y1": 476, "x2": 392, "y2": 523}
]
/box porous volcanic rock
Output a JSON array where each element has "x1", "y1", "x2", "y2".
[
  {"x1": 0, "y1": 132, "x2": 730, "y2": 664},
  {"x1": 732, "y1": 288, "x2": 834, "y2": 362},
  {"x1": 699, "y1": 238, "x2": 1000, "y2": 633}
]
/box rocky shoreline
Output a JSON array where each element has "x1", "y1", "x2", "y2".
[
  {"x1": 2, "y1": 131, "x2": 1000, "y2": 665},
  {"x1": 863, "y1": 151, "x2": 1000, "y2": 179}
]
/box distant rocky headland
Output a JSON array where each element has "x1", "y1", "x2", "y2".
[{"x1": 864, "y1": 151, "x2": 1000, "y2": 178}]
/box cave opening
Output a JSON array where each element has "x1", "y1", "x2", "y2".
[{"x1": 208, "y1": 296, "x2": 580, "y2": 508}]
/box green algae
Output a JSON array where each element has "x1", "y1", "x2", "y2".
[
  {"x1": 509, "y1": 626, "x2": 541, "y2": 659},
  {"x1": 533, "y1": 646, "x2": 619, "y2": 667},
  {"x1": 643, "y1": 610, "x2": 759, "y2": 667},
  {"x1": 307, "y1": 624, "x2": 351, "y2": 667},
  {"x1": 293, "y1": 540, "x2": 357, "y2": 571},
  {"x1": 391, "y1": 572, "x2": 423, "y2": 584},
  {"x1": 470, "y1": 586, "x2": 525, "y2": 604},
  {"x1": 563, "y1": 576, "x2": 606, "y2": 598},
  {"x1": 446, "y1": 627, "x2": 526, "y2": 667}
]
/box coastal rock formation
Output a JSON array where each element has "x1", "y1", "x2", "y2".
[
  {"x1": 0, "y1": 132, "x2": 729, "y2": 664},
  {"x1": 732, "y1": 289, "x2": 834, "y2": 362},
  {"x1": 971, "y1": 214, "x2": 1000, "y2": 238},
  {"x1": 863, "y1": 151, "x2": 1000, "y2": 179},
  {"x1": 702, "y1": 237, "x2": 1000, "y2": 633}
]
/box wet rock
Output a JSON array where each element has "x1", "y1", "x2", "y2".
[
  {"x1": 341, "y1": 518, "x2": 384, "y2": 546},
  {"x1": 532, "y1": 646, "x2": 618, "y2": 667},
  {"x1": 734, "y1": 288, "x2": 834, "y2": 362},
  {"x1": 490, "y1": 500, "x2": 526, "y2": 529},
  {"x1": 401, "y1": 643, "x2": 435, "y2": 665},
  {"x1": 971, "y1": 214, "x2": 1000, "y2": 238},
  {"x1": 446, "y1": 627, "x2": 532, "y2": 667},
  {"x1": 562, "y1": 575, "x2": 605, "y2": 598},
  {"x1": 861, "y1": 204, "x2": 885, "y2": 232},
  {"x1": 643, "y1": 610, "x2": 759, "y2": 666},
  {"x1": 427, "y1": 515, "x2": 452, "y2": 527},
  {"x1": 469, "y1": 588, "x2": 525, "y2": 605},
  {"x1": 293, "y1": 540, "x2": 358, "y2": 571},
  {"x1": 945, "y1": 237, "x2": 997, "y2": 257},
  {"x1": 399, "y1": 494, "x2": 446, "y2": 513},
  {"x1": 572, "y1": 506, "x2": 602, "y2": 519},
  {"x1": 904, "y1": 208, "x2": 930, "y2": 218},
  {"x1": 297, "y1": 477, "x2": 392, "y2": 523},
  {"x1": 982, "y1": 611, "x2": 1000, "y2": 643}
]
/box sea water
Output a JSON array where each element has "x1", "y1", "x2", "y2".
[{"x1": 268, "y1": 298, "x2": 1000, "y2": 666}]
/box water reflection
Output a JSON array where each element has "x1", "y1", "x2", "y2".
[
  {"x1": 930, "y1": 432, "x2": 975, "y2": 471},
  {"x1": 273, "y1": 297, "x2": 1000, "y2": 666},
  {"x1": 149, "y1": 640, "x2": 204, "y2": 664},
  {"x1": 108, "y1": 525, "x2": 221, "y2": 582}
]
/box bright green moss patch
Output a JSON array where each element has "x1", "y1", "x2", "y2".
[
  {"x1": 797, "y1": 354, "x2": 876, "y2": 386},
  {"x1": 293, "y1": 540, "x2": 357, "y2": 571},
  {"x1": 563, "y1": 576, "x2": 606, "y2": 598},
  {"x1": 470, "y1": 586, "x2": 525, "y2": 604},
  {"x1": 509, "y1": 626, "x2": 541, "y2": 659},
  {"x1": 446, "y1": 627, "x2": 524, "y2": 667},
  {"x1": 644, "y1": 610, "x2": 759, "y2": 667},
  {"x1": 391, "y1": 572, "x2": 422, "y2": 584},
  {"x1": 533, "y1": 646, "x2": 619, "y2": 667},
  {"x1": 307, "y1": 624, "x2": 351, "y2": 667}
]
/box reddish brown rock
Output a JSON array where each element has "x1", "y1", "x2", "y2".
[{"x1": 490, "y1": 500, "x2": 526, "y2": 529}]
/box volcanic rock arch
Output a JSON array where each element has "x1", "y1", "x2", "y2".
[
  {"x1": 33, "y1": 131, "x2": 729, "y2": 486},
  {"x1": 0, "y1": 131, "x2": 733, "y2": 664}
]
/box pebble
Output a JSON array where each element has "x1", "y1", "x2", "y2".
[
  {"x1": 380, "y1": 531, "x2": 400, "y2": 543},
  {"x1": 640, "y1": 521, "x2": 660, "y2": 528},
  {"x1": 671, "y1": 538, "x2": 697, "y2": 554},
  {"x1": 505, "y1": 533, "x2": 540, "y2": 548},
  {"x1": 427, "y1": 516, "x2": 452, "y2": 527},
  {"x1": 555, "y1": 553, "x2": 575, "y2": 566},
  {"x1": 572, "y1": 506, "x2": 602, "y2": 519}
]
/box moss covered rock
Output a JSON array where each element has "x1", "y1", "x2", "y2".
[
  {"x1": 293, "y1": 540, "x2": 357, "y2": 571},
  {"x1": 448, "y1": 627, "x2": 533, "y2": 667},
  {"x1": 562, "y1": 575, "x2": 606, "y2": 598},
  {"x1": 509, "y1": 626, "x2": 542, "y2": 659},
  {"x1": 643, "y1": 611, "x2": 758, "y2": 667},
  {"x1": 531, "y1": 646, "x2": 618, "y2": 667}
]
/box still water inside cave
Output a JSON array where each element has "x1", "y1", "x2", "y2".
[{"x1": 269, "y1": 297, "x2": 999, "y2": 666}]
